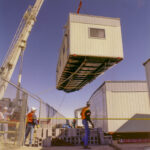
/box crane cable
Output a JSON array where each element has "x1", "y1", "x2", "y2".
[
  {"x1": 55, "y1": 93, "x2": 67, "y2": 125},
  {"x1": 16, "y1": 49, "x2": 24, "y2": 100}
]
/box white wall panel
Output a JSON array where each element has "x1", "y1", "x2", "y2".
[
  {"x1": 70, "y1": 23, "x2": 123, "y2": 58},
  {"x1": 144, "y1": 59, "x2": 150, "y2": 99},
  {"x1": 89, "y1": 85, "x2": 108, "y2": 132},
  {"x1": 70, "y1": 13, "x2": 120, "y2": 27},
  {"x1": 89, "y1": 81, "x2": 150, "y2": 133},
  {"x1": 107, "y1": 91, "x2": 150, "y2": 132}
]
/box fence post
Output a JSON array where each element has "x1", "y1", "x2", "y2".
[
  {"x1": 17, "y1": 92, "x2": 28, "y2": 146},
  {"x1": 39, "y1": 99, "x2": 42, "y2": 125}
]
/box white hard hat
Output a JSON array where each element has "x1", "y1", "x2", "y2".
[
  {"x1": 31, "y1": 107, "x2": 37, "y2": 111},
  {"x1": 4, "y1": 107, "x2": 8, "y2": 110}
]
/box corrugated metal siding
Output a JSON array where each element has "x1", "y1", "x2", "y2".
[
  {"x1": 106, "y1": 81, "x2": 148, "y2": 92},
  {"x1": 70, "y1": 22, "x2": 123, "y2": 58},
  {"x1": 56, "y1": 26, "x2": 69, "y2": 85},
  {"x1": 144, "y1": 59, "x2": 150, "y2": 98},
  {"x1": 70, "y1": 13, "x2": 120, "y2": 27},
  {"x1": 40, "y1": 103, "x2": 66, "y2": 128},
  {"x1": 51, "y1": 111, "x2": 66, "y2": 127},
  {"x1": 106, "y1": 91, "x2": 150, "y2": 132},
  {"x1": 90, "y1": 85, "x2": 108, "y2": 132},
  {"x1": 89, "y1": 81, "x2": 150, "y2": 133},
  {"x1": 74, "y1": 109, "x2": 83, "y2": 127}
]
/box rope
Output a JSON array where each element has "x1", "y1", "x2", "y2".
[
  {"x1": 56, "y1": 93, "x2": 67, "y2": 126},
  {"x1": 37, "y1": 87, "x2": 55, "y2": 95},
  {"x1": 57, "y1": 93, "x2": 67, "y2": 112}
]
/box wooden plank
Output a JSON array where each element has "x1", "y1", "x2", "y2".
[
  {"x1": 85, "y1": 63, "x2": 101, "y2": 67},
  {"x1": 81, "y1": 67, "x2": 96, "y2": 70}
]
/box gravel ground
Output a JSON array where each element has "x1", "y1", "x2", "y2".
[
  {"x1": 0, "y1": 145, "x2": 113, "y2": 150},
  {"x1": 1, "y1": 141, "x2": 150, "y2": 150}
]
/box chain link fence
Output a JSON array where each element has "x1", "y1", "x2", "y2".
[
  {"x1": 0, "y1": 80, "x2": 28, "y2": 148},
  {"x1": 0, "y1": 79, "x2": 66, "y2": 149}
]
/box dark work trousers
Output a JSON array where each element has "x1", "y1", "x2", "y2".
[
  {"x1": 82, "y1": 119, "x2": 90, "y2": 147},
  {"x1": 24, "y1": 123, "x2": 34, "y2": 145}
]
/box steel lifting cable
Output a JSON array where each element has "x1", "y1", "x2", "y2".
[
  {"x1": 55, "y1": 93, "x2": 67, "y2": 125},
  {"x1": 57, "y1": 93, "x2": 67, "y2": 112},
  {"x1": 16, "y1": 49, "x2": 25, "y2": 100},
  {"x1": 37, "y1": 86, "x2": 56, "y2": 95}
]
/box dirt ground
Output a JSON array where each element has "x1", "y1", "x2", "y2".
[
  {"x1": 1, "y1": 141, "x2": 150, "y2": 150},
  {"x1": 0, "y1": 145, "x2": 114, "y2": 150}
]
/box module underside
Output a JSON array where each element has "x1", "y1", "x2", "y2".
[{"x1": 56, "y1": 55, "x2": 122, "y2": 92}]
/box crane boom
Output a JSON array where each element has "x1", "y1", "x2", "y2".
[{"x1": 0, "y1": 0, "x2": 44, "y2": 100}]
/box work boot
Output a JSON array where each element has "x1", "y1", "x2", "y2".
[
  {"x1": 83, "y1": 146, "x2": 91, "y2": 149},
  {"x1": 80, "y1": 141, "x2": 84, "y2": 145}
]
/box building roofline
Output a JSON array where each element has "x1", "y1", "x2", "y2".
[
  {"x1": 143, "y1": 58, "x2": 150, "y2": 66},
  {"x1": 88, "y1": 80, "x2": 146, "y2": 103},
  {"x1": 88, "y1": 81, "x2": 106, "y2": 103},
  {"x1": 69, "y1": 13, "x2": 120, "y2": 21},
  {"x1": 105, "y1": 80, "x2": 146, "y2": 83}
]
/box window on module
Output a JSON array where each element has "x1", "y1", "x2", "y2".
[{"x1": 89, "y1": 28, "x2": 105, "y2": 39}]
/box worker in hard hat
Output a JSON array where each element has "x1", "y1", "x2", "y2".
[
  {"x1": 81, "y1": 102, "x2": 94, "y2": 149},
  {"x1": 2, "y1": 107, "x2": 9, "y2": 141},
  {"x1": 2, "y1": 106, "x2": 13, "y2": 142},
  {"x1": 0, "y1": 106, "x2": 14, "y2": 141},
  {"x1": 24, "y1": 107, "x2": 39, "y2": 147}
]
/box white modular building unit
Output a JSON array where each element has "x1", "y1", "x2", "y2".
[
  {"x1": 143, "y1": 59, "x2": 150, "y2": 99},
  {"x1": 56, "y1": 13, "x2": 124, "y2": 92},
  {"x1": 89, "y1": 81, "x2": 150, "y2": 133},
  {"x1": 40, "y1": 102, "x2": 66, "y2": 128},
  {"x1": 74, "y1": 107, "x2": 83, "y2": 127}
]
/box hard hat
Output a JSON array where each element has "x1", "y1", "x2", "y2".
[
  {"x1": 31, "y1": 107, "x2": 37, "y2": 111},
  {"x1": 4, "y1": 107, "x2": 8, "y2": 110}
]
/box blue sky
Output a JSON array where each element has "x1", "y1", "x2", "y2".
[{"x1": 0, "y1": 0, "x2": 150, "y2": 117}]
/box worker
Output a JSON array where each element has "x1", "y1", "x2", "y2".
[
  {"x1": 0, "y1": 106, "x2": 14, "y2": 141},
  {"x1": 2, "y1": 107, "x2": 10, "y2": 141},
  {"x1": 81, "y1": 102, "x2": 94, "y2": 149},
  {"x1": 24, "y1": 107, "x2": 39, "y2": 147},
  {"x1": 72, "y1": 119, "x2": 77, "y2": 128},
  {"x1": 63, "y1": 119, "x2": 71, "y2": 128},
  {"x1": 0, "y1": 107, "x2": 4, "y2": 137}
]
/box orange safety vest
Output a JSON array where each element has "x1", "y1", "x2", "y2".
[
  {"x1": 81, "y1": 107, "x2": 89, "y2": 120},
  {"x1": 27, "y1": 112, "x2": 34, "y2": 123}
]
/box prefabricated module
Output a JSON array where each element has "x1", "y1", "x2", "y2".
[
  {"x1": 143, "y1": 58, "x2": 150, "y2": 99},
  {"x1": 56, "y1": 13, "x2": 124, "y2": 92},
  {"x1": 89, "y1": 81, "x2": 150, "y2": 135}
]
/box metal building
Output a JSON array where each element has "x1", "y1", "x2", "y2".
[
  {"x1": 56, "y1": 13, "x2": 124, "y2": 92},
  {"x1": 40, "y1": 102, "x2": 66, "y2": 128},
  {"x1": 74, "y1": 107, "x2": 83, "y2": 127},
  {"x1": 88, "y1": 81, "x2": 150, "y2": 133},
  {"x1": 143, "y1": 58, "x2": 150, "y2": 99}
]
